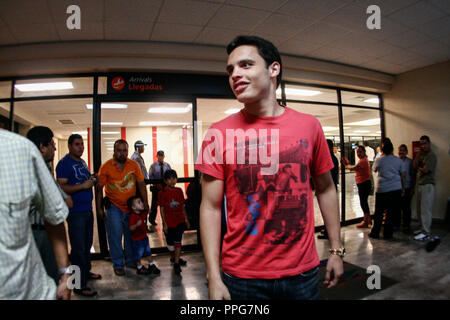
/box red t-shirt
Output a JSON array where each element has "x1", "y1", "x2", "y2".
[
  {"x1": 158, "y1": 187, "x2": 186, "y2": 228},
  {"x1": 129, "y1": 212, "x2": 147, "y2": 241},
  {"x1": 355, "y1": 157, "x2": 371, "y2": 184},
  {"x1": 195, "y1": 106, "x2": 333, "y2": 279}
]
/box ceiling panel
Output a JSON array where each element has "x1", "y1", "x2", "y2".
[
  {"x1": 151, "y1": 23, "x2": 203, "y2": 42},
  {"x1": 387, "y1": 1, "x2": 447, "y2": 28},
  {"x1": 277, "y1": 0, "x2": 352, "y2": 20},
  {"x1": 206, "y1": 5, "x2": 271, "y2": 31},
  {"x1": 104, "y1": 0, "x2": 163, "y2": 22},
  {"x1": 158, "y1": 0, "x2": 222, "y2": 26},
  {"x1": 227, "y1": 0, "x2": 286, "y2": 11},
  {"x1": 105, "y1": 21, "x2": 153, "y2": 40}
]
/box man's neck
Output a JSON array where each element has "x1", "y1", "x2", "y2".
[
  {"x1": 69, "y1": 153, "x2": 81, "y2": 161},
  {"x1": 244, "y1": 97, "x2": 284, "y2": 117}
]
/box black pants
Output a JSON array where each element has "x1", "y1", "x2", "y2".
[
  {"x1": 357, "y1": 180, "x2": 372, "y2": 214},
  {"x1": 398, "y1": 188, "x2": 412, "y2": 229},
  {"x1": 149, "y1": 188, "x2": 159, "y2": 224},
  {"x1": 371, "y1": 190, "x2": 402, "y2": 238}
]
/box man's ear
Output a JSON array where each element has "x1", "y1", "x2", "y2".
[
  {"x1": 39, "y1": 143, "x2": 46, "y2": 154},
  {"x1": 269, "y1": 61, "x2": 280, "y2": 79}
]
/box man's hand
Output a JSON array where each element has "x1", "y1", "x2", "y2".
[
  {"x1": 82, "y1": 178, "x2": 95, "y2": 190},
  {"x1": 323, "y1": 255, "x2": 344, "y2": 288},
  {"x1": 208, "y1": 279, "x2": 231, "y2": 300},
  {"x1": 57, "y1": 274, "x2": 71, "y2": 300}
]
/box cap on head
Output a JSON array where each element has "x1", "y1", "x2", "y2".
[{"x1": 134, "y1": 140, "x2": 146, "y2": 149}]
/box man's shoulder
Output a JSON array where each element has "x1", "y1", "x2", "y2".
[{"x1": 0, "y1": 129, "x2": 36, "y2": 153}]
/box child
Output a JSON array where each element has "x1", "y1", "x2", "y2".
[
  {"x1": 127, "y1": 196, "x2": 161, "y2": 275},
  {"x1": 158, "y1": 170, "x2": 190, "y2": 274}
]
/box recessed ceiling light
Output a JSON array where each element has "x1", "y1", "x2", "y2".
[
  {"x1": 345, "y1": 118, "x2": 380, "y2": 126},
  {"x1": 15, "y1": 82, "x2": 73, "y2": 92},
  {"x1": 101, "y1": 131, "x2": 120, "y2": 135},
  {"x1": 139, "y1": 121, "x2": 189, "y2": 126},
  {"x1": 353, "y1": 130, "x2": 371, "y2": 133},
  {"x1": 148, "y1": 104, "x2": 192, "y2": 113},
  {"x1": 101, "y1": 122, "x2": 123, "y2": 126},
  {"x1": 225, "y1": 108, "x2": 241, "y2": 114},
  {"x1": 322, "y1": 126, "x2": 339, "y2": 132},
  {"x1": 72, "y1": 131, "x2": 88, "y2": 135},
  {"x1": 364, "y1": 98, "x2": 379, "y2": 104},
  {"x1": 86, "y1": 104, "x2": 128, "y2": 109}
]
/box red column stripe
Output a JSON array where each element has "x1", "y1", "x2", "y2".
[
  {"x1": 121, "y1": 127, "x2": 126, "y2": 141},
  {"x1": 182, "y1": 127, "x2": 189, "y2": 190},
  {"x1": 152, "y1": 127, "x2": 158, "y2": 163},
  {"x1": 87, "y1": 127, "x2": 91, "y2": 172}
]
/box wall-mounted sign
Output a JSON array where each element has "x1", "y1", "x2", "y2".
[{"x1": 107, "y1": 73, "x2": 233, "y2": 97}]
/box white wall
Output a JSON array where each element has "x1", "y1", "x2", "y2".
[{"x1": 384, "y1": 60, "x2": 450, "y2": 220}]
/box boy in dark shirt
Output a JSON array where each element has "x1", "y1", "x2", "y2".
[
  {"x1": 127, "y1": 196, "x2": 160, "y2": 275},
  {"x1": 158, "y1": 170, "x2": 190, "y2": 274}
]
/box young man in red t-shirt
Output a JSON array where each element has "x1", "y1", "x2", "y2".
[
  {"x1": 158, "y1": 170, "x2": 191, "y2": 274},
  {"x1": 127, "y1": 196, "x2": 160, "y2": 275},
  {"x1": 195, "y1": 35, "x2": 344, "y2": 300}
]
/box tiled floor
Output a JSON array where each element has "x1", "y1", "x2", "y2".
[{"x1": 73, "y1": 221, "x2": 450, "y2": 300}]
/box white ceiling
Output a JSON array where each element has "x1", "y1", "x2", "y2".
[{"x1": 0, "y1": 0, "x2": 449, "y2": 75}]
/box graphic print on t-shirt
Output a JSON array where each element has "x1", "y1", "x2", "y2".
[
  {"x1": 108, "y1": 172, "x2": 136, "y2": 192},
  {"x1": 233, "y1": 136, "x2": 310, "y2": 246},
  {"x1": 73, "y1": 162, "x2": 90, "y2": 181}
]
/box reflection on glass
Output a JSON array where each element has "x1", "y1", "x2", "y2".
[
  {"x1": 343, "y1": 107, "x2": 380, "y2": 221},
  {"x1": 341, "y1": 91, "x2": 380, "y2": 107},
  {"x1": 14, "y1": 77, "x2": 94, "y2": 98}
]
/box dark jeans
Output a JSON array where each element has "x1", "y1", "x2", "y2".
[
  {"x1": 32, "y1": 228, "x2": 59, "y2": 284},
  {"x1": 371, "y1": 190, "x2": 402, "y2": 238},
  {"x1": 398, "y1": 188, "x2": 412, "y2": 229},
  {"x1": 222, "y1": 267, "x2": 319, "y2": 300},
  {"x1": 67, "y1": 210, "x2": 94, "y2": 289},
  {"x1": 357, "y1": 180, "x2": 372, "y2": 214}
]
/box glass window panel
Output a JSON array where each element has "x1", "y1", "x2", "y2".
[
  {"x1": 101, "y1": 101, "x2": 195, "y2": 249},
  {"x1": 287, "y1": 102, "x2": 340, "y2": 227},
  {"x1": 196, "y1": 98, "x2": 244, "y2": 158},
  {"x1": 0, "y1": 81, "x2": 11, "y2": 98},
  {"x1": 281, "y1": 84, "x2": 338, "y2": 104},
  {"x1": 15, "y1": 98, "x2": 99, "y2": 253},
  {"x1": 341, "y1": 91, "x2": 380, "y2": 107},
  {"x1": 342, "y1": 107, "x2": 381, "y2": 221},
  {"x1": 14, "y1": 77, "x2": 93, "y2": 98}
]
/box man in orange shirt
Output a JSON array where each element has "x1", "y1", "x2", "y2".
[{"x1": 96, "y1": 140, "x2": 149, "y2": 276}]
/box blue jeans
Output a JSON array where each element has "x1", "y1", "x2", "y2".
[
  {"x1": 131, "y1": 238, "x2": 152, "y2": 262},
  {"x1": 222, "y1": 266, "x2": 319, "y2": 300},
  {"x1": 66, "y1": 210, "x2": 94, "y2": 289},
  {"x1": 105, "y1": 204, "x2": 134, "y2": 270}
]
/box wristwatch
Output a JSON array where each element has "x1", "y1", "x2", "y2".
[
  {"x1": 329, "y1": 247, "x2": 346, "y2": 258},
  {"x1": 58, "y1": 267, "x2": 72, "y2": 275}
]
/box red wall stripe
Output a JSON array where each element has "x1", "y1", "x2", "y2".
[
  {"x1": 182, "y1": 127, "x2": 189, "y2": 190},
  {"x1": 152, "y1": 127, "x2": 158, "y2": 163},
  {"x1": 121, "y1": 127, "x2": 126, "y2": 141}
]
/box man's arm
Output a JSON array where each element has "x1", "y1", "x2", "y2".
[
  {"x1": 57, "y1": 177, "x2": 95, "y2": 195},
  {"x1": 95, "y1": 183, "x2": 105, "y2": 220},
  {"x1": 312, "y1": 171, "x2": 344, "y2": 288},
  {"x1": 137, "y1": 180, "x2": 149, "y2": 212},
  {"x1": 200, "y1": 174, "x2": 230, "y2": 300}
]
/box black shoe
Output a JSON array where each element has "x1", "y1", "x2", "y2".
[
  {"x1": 137, "y1": 266, "x2": 150, "y2": 275},
  {"x1": 368, "y1": 232, "x2": 379, "y2": 239},
  {"x1": 426, "y1": 236, "x2": 441, "y2": 252},
  {"x1": 148, "y1": 264, "x2": 161, "y2": 275},
  {"x1": 74, "y1": 287, "x2": 98, "y2": 297},
  {"x1": 174, "y1": 263, "x2": 182, "y2": 274},
  {"x1": 170, "y1": 257, "x2": 187, "y2": 266}
]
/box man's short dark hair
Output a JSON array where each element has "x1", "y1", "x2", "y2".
[
  {"x1": 26, "y1": 126, "x2": 53, "y2": 149},
  {"x1": 227, "y1": 35, "x2": 282, "y2": 88},
  {"x1": 163, "y1": 169, "x2": 178, "y2": 181},
  {"x1": 127, "y1": 195, "x2": 141, "y2": 212},
  {"x1": 114, "y1": 139, "x2": 128, "y2": 149},
  {"x1": 68, "y1": 134, "x2": 83, "y2": 146},
  {"x1": 399, "y1": 144, "x2": 408, "y2": 152},
  {"x1": 420, "y1": 135, "x2": 430, "y2": 143},
  {"x1": 357, "y1": 145, "x2": 366, "y2": 153},
  {"x1": 381, "y1": 137, "x2": 394, "y2": 155}
]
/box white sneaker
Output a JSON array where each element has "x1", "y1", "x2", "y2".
[
  {"x1": 413, "y1": 229, "x2": 423, "y2": 235},
  {"x1": 414, "y1": 233, "x2": 430, "y2": 241}
]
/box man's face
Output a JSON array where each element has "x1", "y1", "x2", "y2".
[
  {"x1": 357, "y1": 148, "x2": 365, "y2": 159},
  {"x1": 41, "y1": 138, "x2": 56, "y2": 162},
  {"x1": 226, "y1": 45, "x2": 279, "y2": 104},
  {"x1": 398, "y1": 146, "x2": 407, "y2": 159},
  {"x1": 138, "y1": 146, "x2": 144, "y2": 153},
  {"x1": 157, "y1": 155, "x2": 164, "y2": 163},
  {"x1": 69, "y1": 138, "x2": 84, "y2": 158},
  {"x1": 114, "y1": 142, "x2": 128, "y2": 163},
  {"x1": 420, "y1": 139, "x2": 430, "y2": 152}
]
